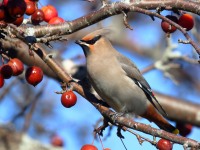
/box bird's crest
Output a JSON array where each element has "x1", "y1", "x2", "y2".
[{"x1": 82, "y1": 28, "x2": 111, "y2": 41}]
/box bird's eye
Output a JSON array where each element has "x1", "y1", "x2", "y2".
[{"x1": 82, "y1": 35, "x2": 101, "y2": 45}]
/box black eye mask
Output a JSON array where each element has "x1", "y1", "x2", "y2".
[{"x1": 81, "y1": 35, "x2": 101, "y2": 45}]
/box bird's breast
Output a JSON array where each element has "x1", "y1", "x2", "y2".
[{"x1": 86, "y1": 56, "x2": 148, "y2": 115}]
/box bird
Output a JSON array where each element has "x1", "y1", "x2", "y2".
[{"x1": 75, "y1": 29, "x2": 179, "y2": 134}]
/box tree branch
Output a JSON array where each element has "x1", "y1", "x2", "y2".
[{"x1": 8, "y1": 1, "x2": 199, "y2": 57}]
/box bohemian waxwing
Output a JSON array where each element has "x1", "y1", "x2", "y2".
[{"x1": 75, "y1": 29, "x2": 179, "y2": 134}]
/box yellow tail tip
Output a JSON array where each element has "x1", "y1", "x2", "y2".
[{"x1": 172, "y1": 129, "x2": 179, "y2": 135}]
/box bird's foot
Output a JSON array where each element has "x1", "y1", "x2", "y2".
[
  {"x1": 94, "y1": 118, "x2": 109, "y2": 136},
  {"x1": 117, "y1": 127, "x2": 125, "y2": 139},
  {"x1": 110, "y1": 112, "x2": 125, "y2": 124}
]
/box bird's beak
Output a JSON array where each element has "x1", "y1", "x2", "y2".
[
  {"x1": 75, "y1": 40, "x2": 89, "y2": 57},
  {"x1": 75, "y1": 40, "x2": 81, "y2": 45}
]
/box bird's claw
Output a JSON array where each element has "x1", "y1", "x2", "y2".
[{"x1": 110, "y1": 112, "x2": 124, "y2": 124}]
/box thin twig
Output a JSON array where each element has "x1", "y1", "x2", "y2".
[
  {"x1": 141, "y1": 64, "x2": 155, "y2": 74},
  {"x1": 22, "y1": 83, "x2": 46, "y2": 132},
  {"x1": 125, "y1": 127, "x2": 157, "y2": 146}
]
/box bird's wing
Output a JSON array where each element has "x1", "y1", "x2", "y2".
[{"x1": 116, "y1": 54, "x2": 167, "y2": 116}]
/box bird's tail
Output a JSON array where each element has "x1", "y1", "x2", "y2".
[{"x1": 141, "y1": 105, "x2": 179, "y2": 134}]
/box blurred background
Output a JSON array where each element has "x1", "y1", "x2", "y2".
[{"x1": 0, "y1": 0, "x2": 200, "y2": 150}]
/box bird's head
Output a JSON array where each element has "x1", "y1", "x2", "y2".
[{"x1": 75, "y1": 29, "x2": 111, "y2": 57}]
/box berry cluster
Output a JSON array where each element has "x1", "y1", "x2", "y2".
[
  {"x1": 41, "y1": 5, "x2": 64, "y2": 25},
  {"x1": 0, "y1": 58, "x2": 43, "y2": 88},
  {"x1": 161, "y1": 13, "x2": 194, "y2": 34},
  {"x1": 0, "y1": 0, "x2": 65, "y2": 26},
  {"x1": 0, "y1": 58, "x2": 24, "y2": 87}
]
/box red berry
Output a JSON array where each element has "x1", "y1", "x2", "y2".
[
  {"x1": 48, "y1": 17, "x2": 65, "y2": 24},
  {"x1": 25, "y1": 1, "x2": 36, "y2": 15},
  {"x1": 8, "y1": 58, "x2": 24, "y2": 76},
  {"x1": 0, "y1": 64, "x2": 13, "y2": 79},
  {"x1": 41, "y1": 5, "x2": 58, "y2": 22},
  {"x1": 51, "y1": 135, "x2": 63, "y2": 147},
  {"x1": 4, "y1": 11, "x2": 16, "y2": 23},
  {"x1": 0, "y1": 73, "x2": 4, "y2": 88},
  {"x1": 0, "y1": 6, "x2": 5, "y2": 21},
  {"x1": 31, "y1": 9, "x2": 44, "y2": 25},
  {"x1": 176, "y1": 122, "x2": 192, "y2": 137},
  {"x1": 25, "y1": 66, "x2": 43, "y2": 86},
  {"x1": 24, "y1": 0, "x2": 34, "y2": 2},
  {"x1": 161, "y1": 15, "x2": 178, "y2": 33},
  {"x1": 61, "y1": 91, "x2": 77, "y2": 108},
  {"x1": 12, "y1": 16, "x2": 23, "y2": 26},
  {"x1": 178, "y1": 14, "x2": 194, "y2": 31},
  {"x1": 3, "y1": 0, "x2": 8, "y2": 6},
  {"x1": 81, "y1": 144, "x2": 98, "y2": 150},
  {"x1": 104, "y1": 148, "x2": 111, "y2": 150},
  {"x1": 7, "y1": 0, "x2": 26, "y2": 18},
  {"x1": 156, "y1": 139, "x2": 172, "y2": 150}
]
